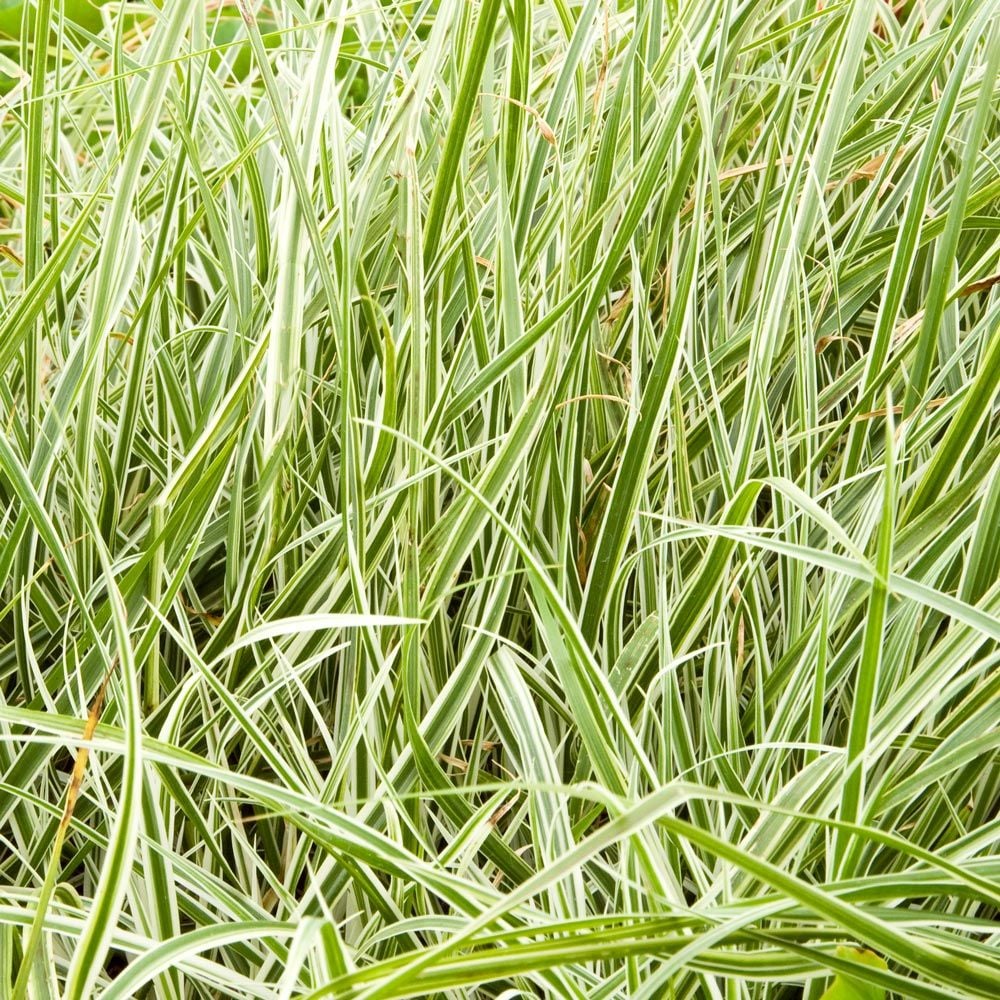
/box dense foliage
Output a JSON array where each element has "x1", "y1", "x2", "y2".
[{"x1": 1, "y1": 1, "x2": 999, "y2": 997}]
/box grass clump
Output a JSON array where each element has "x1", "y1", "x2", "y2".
[{"x1": 1, "y1": 0, "x2": 999, "y2": 997}]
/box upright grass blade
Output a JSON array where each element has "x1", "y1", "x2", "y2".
[{"x1": 834, "y1": 400, "x2": 896, "y2": 879}]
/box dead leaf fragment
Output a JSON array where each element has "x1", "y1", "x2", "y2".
[
  {"x1": 959, "y1": 271, "x2": 1000, "y2": 297},
  {"x1": 489, "y1": 797, "x2": 516, "y2": 827},
  {"x1": 856, "y1": 396, "x2": 947, "y2": 420},
  {"x1": 0, "y1": 245, "x2": 23, "y2": 266}
]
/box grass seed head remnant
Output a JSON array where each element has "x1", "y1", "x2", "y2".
[{"x1": 1, "y1": 1, "x2": 999, "y2": 997}]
